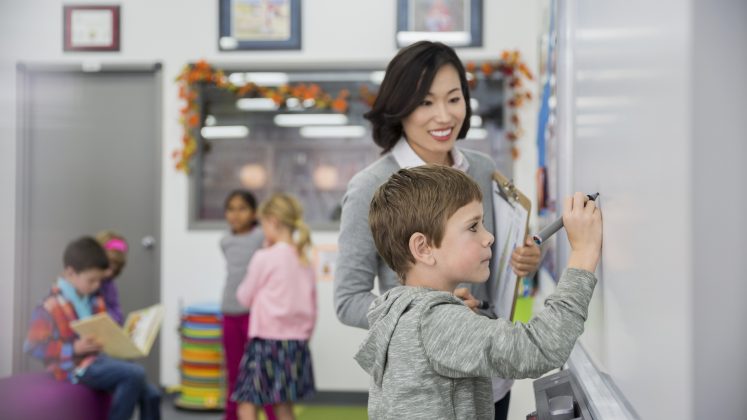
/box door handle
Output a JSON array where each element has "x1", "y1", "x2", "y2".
[{"x1": 141, "y1": 236, "x2": 156, "y2": 250}]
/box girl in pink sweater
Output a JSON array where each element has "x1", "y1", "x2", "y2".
[{"x1": 233, "y1": 193, "x2": 317, "y2": 420}]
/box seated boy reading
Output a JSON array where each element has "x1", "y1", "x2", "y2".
[
  {"x1": 355, "y1": 165, "x2": 602, "y2": 419},
  {"x1": 24, "y1": 236, "x2": 161, "y2": 420}
]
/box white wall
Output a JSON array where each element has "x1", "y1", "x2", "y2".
[
  {"x1": 0, "y1": 0, "x2": 542, "y2": 388},
  {"x1": 0, "y1": 1, "x2": 17, "y2": 376},
  {"x1": 691, "y1": 0, "x2": 747, "y2": 418}
]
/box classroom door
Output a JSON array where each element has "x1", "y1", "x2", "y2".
[{"x1": 15, "y1": 64, "x2": 162, "y2": 383}]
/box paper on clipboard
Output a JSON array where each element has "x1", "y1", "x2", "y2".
[{"x1": 492, "y1": 172, "x2": 531, "y2": 321}]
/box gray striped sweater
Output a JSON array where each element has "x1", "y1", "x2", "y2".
[{"x1": 354, "y1": 268, "x2": 597, "y2": 420}]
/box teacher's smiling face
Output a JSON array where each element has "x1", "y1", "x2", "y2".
[{"x1": 401, "y1": 64, "x2": 466, "y2": 166}]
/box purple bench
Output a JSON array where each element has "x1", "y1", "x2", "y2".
[{"x1": 0, "y1": 373, "x2": 111, "y2": 420}]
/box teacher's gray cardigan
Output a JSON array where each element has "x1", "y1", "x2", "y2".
[{"x1": 333, "y1": 148, "x2": 500, "y2": 329}]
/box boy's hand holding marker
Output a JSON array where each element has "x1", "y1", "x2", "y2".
[
  {"x1": 564, "y1": 192, "x2": 603, "y2": 273},
  {"x1": 464, "y1": 192, "x2": 603, "y2": 311}
]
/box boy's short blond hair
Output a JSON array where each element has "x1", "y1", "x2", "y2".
[{"x1": 368, "y1": 164, "x2": 483, "y2": 282}]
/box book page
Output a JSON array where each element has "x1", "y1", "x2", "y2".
[
  {"x1": 70, "y1": 312, "x2": 143, "y2": 359},
  {"x1": 124, "y1": 304, "x2": 164, "y2": 356}
]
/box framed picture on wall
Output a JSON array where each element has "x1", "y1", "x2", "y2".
[
  {"x1": 219, "y1": 0, "x2": 301, "y2": 51},
  {"x1": 396, "y1": 0, "x2": 482, "y2": 48},
  {"x1": 63, "y1": 5, "x2": 121, "y2": 52}
]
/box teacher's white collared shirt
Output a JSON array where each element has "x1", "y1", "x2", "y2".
[{"x1": 391, "y1": 138, "x2": 470, "y2": 172}]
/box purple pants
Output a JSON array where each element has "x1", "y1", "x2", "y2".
[{"x1": 222, "y1": 313, "x2": 276, "y2": 420}]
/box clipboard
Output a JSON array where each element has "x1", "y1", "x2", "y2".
[{"x1": 492, "y1": 171, "x2": 531, "y2": 321}]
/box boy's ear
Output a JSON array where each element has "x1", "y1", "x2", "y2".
[{"x1": 409, "y1": 232, "x2": 435, "y2": 266}]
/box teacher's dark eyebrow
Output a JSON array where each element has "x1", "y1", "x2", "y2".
[{"x1": 427, "y1": 87, "x2": 461, "y2": 96}]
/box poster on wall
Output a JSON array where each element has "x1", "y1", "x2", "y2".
[
  {"x1": 63, "y1": 5, "x2": 121, "y2": 52},
  {"x1": 312, "y1": 244, "x2": 338, "y2": 283},
  {"x1": 396, "y1": 0, "x2": 482, "y2": 48},
  {"x1": 219, "y1": 0, "x2": 301, "y2": 50}
]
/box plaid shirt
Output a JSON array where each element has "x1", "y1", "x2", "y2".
[{"x1": 24, "y1": 284, "x2": 106, "y2": 382}]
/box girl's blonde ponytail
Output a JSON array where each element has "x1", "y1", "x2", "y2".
[
  {"x1": 259, "y1": 193, "x2": 312, "y2": 264},
  {"x1": 293, "y1": 218, "x2": 312, "y2": 265}
]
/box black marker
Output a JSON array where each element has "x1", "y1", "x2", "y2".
[{"x1": 532, "y1": 193, "x2": 599, "y2": 246}]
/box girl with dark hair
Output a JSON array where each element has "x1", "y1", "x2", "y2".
[{"x1": 219, "y1": 189, "x2": 275, "y2": 420}]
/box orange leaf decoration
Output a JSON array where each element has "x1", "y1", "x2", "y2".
[
  {"x1": 308, "y1": 84, "x2": 321, "y2": 99},
  {"x1": 187, "y1": 114, "x2": 200, "y2": 128},
  {"x1": 174, "y1": 57, "x2": 537, "y2": 172},
  {"x1": 481, "y1": 62, "x2": 494, "y2": 77},
  {"x1": 332, "y1": 98, "x2": 348, "y2": 113}
]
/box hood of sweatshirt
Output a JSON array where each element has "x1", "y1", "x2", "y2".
[{"x1": 354, "y1": 286, "x2": 445, "y2": 387}]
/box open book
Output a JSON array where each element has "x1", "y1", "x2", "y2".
[{"x1": 70, "y1": 304, "x2": 164, "y2": 359}]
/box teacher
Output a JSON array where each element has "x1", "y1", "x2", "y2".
[{"x1": 334, "y1": 41, "x2": 541, "y2": 420}]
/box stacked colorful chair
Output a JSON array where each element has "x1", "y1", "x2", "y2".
[{"x1": 175, "y1": 303, "x2": 225, "y2": 410}]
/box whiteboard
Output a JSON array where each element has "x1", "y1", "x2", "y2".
[{"x1": 551, "y1": 1, "x2": 694, "y2": 419}]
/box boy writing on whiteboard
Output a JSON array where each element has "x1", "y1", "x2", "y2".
[{"x1": 355, "y1": 165, "x2": 603, "y2": 419}]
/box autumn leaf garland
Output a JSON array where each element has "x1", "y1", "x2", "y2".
[{"x1": 174, "y1": 52, "x2": 534, "y2": 172}]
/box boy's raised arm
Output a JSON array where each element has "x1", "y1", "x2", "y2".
[{"x1": 421, "y1": 268, "x2": 597, "y2": 380}]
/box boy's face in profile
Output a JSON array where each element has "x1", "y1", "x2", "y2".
[
  {"x1": 63, "y1": 267, "x2": 106, "y2": 296},
  {"x1": 431, "y1": 200, "x2": 494, "y2": 285}
]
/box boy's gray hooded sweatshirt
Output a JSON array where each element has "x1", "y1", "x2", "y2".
[{"x1": 354, "y1": 268, "x2": 597, "y2": 420}]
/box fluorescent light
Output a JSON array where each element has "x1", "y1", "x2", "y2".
[
  {"x1": 470, "y1": 115, "x2": 483, "y2": 127},
  {"x1": 201, "y1": 126, "x2": 249, "y2": 139},
  {"x1": 286, "y1": 97, "x2": 301, "y2": 109},
  {"x1": 236, "y1": 98, "x2": 278, "y2": 111},
  {"x1": 299, "y1": 125, "x2": 366, "y2": 138},
  {"x1": 369, "y1": 71, "x2": 386, "y2": 85},
  {"x1": 465, "y1": 128, "x2": 487, "y2": 140},
  {"x1": 248, "y1": 72, "x2": 289, "y2": 85},
  {"x1": 274, "y1": 114, "x2": 348, "y2": 127},
  {"x1": 228, "y1": 72, "x2": 245, "y2": 85},
  {"x1": 470, "y1": 98, "x2": 479, "y2": 111},
  {"x1": 204, "y1": 115, "x2": 217, "y2": 126},
  {"x1": 228, "y1": 72, "x2": 289, "y2": 86}
]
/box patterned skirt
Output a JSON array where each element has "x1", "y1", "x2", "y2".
[{"x1": 231, "y1": 337, "x2": 316, "y2": 405}]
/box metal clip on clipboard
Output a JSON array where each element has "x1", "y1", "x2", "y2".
[
  {"x1": 492, "y1": 170, "x2": 531, "y2": 220},
  {"x1": 496, "y1": 178, "x2": 520, "y2": 207}
]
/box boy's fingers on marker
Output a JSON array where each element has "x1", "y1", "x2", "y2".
[
  {"x1": 563, "y1": 195, "x2": 573, "y2": 215},
  {"x1": 573, "y1": 192, "x2": 586, "y2": 211},
  {"x1": 584, "y1": 198, "x2": 596, "y2": 214}
]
